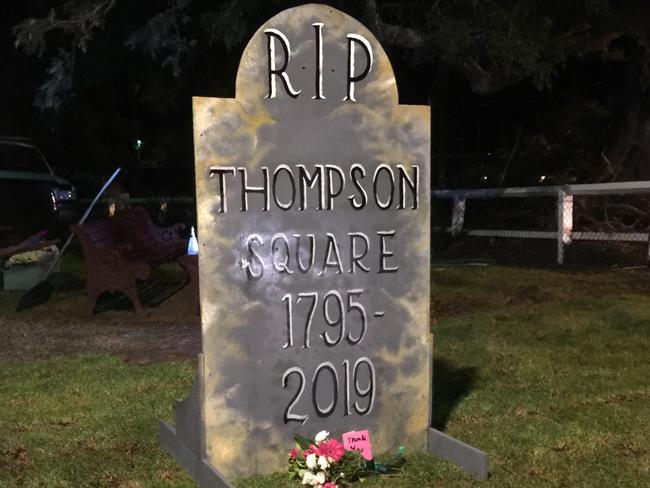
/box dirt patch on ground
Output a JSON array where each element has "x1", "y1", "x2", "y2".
[{"x1": 0, "y1": 285, "x2": 201, "y2": 364}]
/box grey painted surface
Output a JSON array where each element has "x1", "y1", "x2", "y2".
[{"x1": 428, "y1": 428, "x2": 489, "y2": 481}]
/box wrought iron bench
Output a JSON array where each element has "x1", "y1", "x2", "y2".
[{"x1": 71, "y1": 207, "x2": 186, "y2": 314}]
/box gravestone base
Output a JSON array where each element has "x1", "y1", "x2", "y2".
[
  {"x1": 159, "y1": 355, "x2": 233, "y2": 488},
  {"x1": 161, "y1": 358, "x2": 488, "y2": 486},
  {"x1": 428, "y1": 428, "x2": 489, "y2": 481},
  {"x1": 160, "y1": 422, "x2": 231, "y2": 488},
  {"x1": 160, "y1": 360, "x2": 488, "y2": 487}
]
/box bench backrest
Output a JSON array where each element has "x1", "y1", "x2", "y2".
[{"x1": 73, "y1": 207, "x2": 158, "y2": 253}]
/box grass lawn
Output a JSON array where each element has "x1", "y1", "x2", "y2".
[{"x1": 1, "y1": 265, "x2": 650, "y2": 487}]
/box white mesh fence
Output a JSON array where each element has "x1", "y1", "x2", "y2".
[{"x1": 432, "y1": 181, "x2": 650, "y2": 264}]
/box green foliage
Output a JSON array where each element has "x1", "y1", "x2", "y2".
[
  {"x1": 125, "y1": 0, "x2": 196, "y2": 78},
  {"x1": 13, "y1": 0, "x2": 650, "y2": 112},
  {"x1": 381, "y1": 0, "x2": 649, "y2": 93},
  {"x1": 12, "y1": 0, "x2": 118, "y2": 111},
  {"x1": 293, "y1": 434, "x2": 313, "y2": 451},
  {"x1": 13, "y1": 0, "x2": 117, "y2": 57},
  {"x1": 201, "y1": 2, "x2": 250, "y2": 50},
  {"x1": 330, "y1": 451, "x2": 367, "y2": 486}
]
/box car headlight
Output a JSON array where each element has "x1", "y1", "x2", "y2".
[{"x1": 52, "y1": 188, "x2": 77, "y2": 202}]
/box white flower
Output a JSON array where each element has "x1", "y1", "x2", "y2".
[
  {"x1": 314, "y1": 471, "x2": 326, "y2": 485},
  {"x1": 306, "y1": 453, "x2": 318, "y2": 470},
  {"x1": 314, "y1": 430, "x2": 330, "y2": 443},
  {"x1": 302, "y1": 471, "x2": 316, "y2": 485},
  {"x1": 317, "y1": 455, "x2": 329, "y2": 470}
]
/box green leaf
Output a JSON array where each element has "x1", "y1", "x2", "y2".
[{"x1": 294, "y1": 434, "x2": 314, "y2": 450}]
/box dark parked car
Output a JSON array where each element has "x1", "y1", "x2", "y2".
[{"x1": 0, "y1": 137, "x2": 79, "y2": 244}]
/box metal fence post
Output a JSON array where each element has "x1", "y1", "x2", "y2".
[
  {"x1": 557, "y1": 189, "x2": 573, "y2": 265},
  {"x1": 451, "y1": 197, "x2": 466, "y2": 235}
]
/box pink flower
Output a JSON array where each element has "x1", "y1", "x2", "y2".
[
  {"x1": 288, "y1": 448, "x2": 301, "y2": 460},
  {"x1": 317, "y1": 439, "x2": 345, "y2": 462},
  {"x1": 303, "y1": 444, "x2": 321, "y2": 458},
  {"x1": 322, "y1": 483, "x2": 337, "y2": 488}
]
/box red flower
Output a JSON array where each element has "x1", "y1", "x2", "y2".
[
  {"x1": 318, "y1": 439, "x2": 345, "y2": 462},
  {"x1": 303, "y1": 444, "x2": 321, "y2": 458},
  {"x1": 289, "y1": 448, "x2": 301, "y2": 460},
  {"x1": 323, "y1": 483, "x2": 338, "y2": 488}
]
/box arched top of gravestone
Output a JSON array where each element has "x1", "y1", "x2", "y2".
[{"x1": 235, "y1": 4, "x2": 398, "y2": 108}]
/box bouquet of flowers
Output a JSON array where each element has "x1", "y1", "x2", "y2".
[{"x1": 286, "y1": 430, "x2": 404, "y2": 488}]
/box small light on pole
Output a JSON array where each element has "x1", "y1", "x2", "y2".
[{"x1": 134, "y1": 139, "x2": 144, "y2": 165}]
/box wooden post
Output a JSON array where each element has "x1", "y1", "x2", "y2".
[
  {"x1": 557, "y1": 190, "x2": 573, "y2": 265},
  {"x1": 451, "y1": 197, "x2": 466, "y2": 235}
]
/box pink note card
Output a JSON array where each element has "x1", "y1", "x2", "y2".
[{"x1": 342, "y1": 430, "x2": 373, "y2": 461}]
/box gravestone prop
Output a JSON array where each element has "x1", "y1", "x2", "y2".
[{"x1": 160, "y1": 5, "x2": 487, "y2": 486}]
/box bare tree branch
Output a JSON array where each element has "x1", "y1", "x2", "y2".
[
  {"x1": 498, "y1": 124, "x2": 522, "y2": 186},
  {"x1": 459, "y1": 57, "x2": 527, "y2": 96}
]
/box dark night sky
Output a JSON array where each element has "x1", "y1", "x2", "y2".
[
  {"x1": 1, "y1": 5, "x2": 40, "y2": 136},
  {"x1": 2, "y1": 2, "x2": 650, "y2": 194}
]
